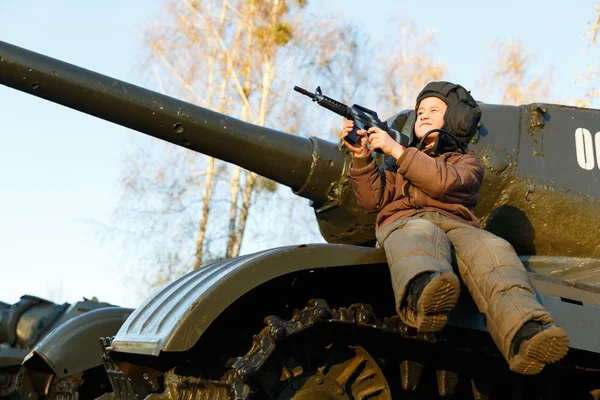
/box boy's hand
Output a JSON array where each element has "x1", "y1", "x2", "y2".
[
  {"x1": 341, "y1": 120, "x2": 371, "y2": 158},
  {"x1": 367, "y1": 127, "x2": 405, "y2": 160}
]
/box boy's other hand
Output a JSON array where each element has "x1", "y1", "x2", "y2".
[{"x1": 341, "y1": 120, "x2": 371, "y2": 158}]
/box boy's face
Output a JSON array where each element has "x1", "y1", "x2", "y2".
[{"x1": 414, "y1": 96, "x2": 447, "y2": 142}]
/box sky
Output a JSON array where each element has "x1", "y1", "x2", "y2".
[{"x1": 0, "y1": 0, "x2": 598, "y2": 309}]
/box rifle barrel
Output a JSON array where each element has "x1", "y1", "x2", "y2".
[{"x1": 293, "y1": 86, "x2": 314, "y2": 98}]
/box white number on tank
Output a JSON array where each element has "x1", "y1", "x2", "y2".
[{"x1": 575, "y1": 128, "x2": 595, "y2": 170}]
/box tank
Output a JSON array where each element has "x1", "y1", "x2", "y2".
[
  {"x1": 1, "y1": 41, "x2": 599, "y2": 400},
  {"x1": 0, "y1": 295, "x2": 118, "y2": 399}
]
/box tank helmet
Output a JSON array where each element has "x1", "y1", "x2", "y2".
[{"x1": 411, "y1": 81, "x2": 482, "y2": 152}]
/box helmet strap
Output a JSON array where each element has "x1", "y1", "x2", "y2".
[{"x1": 417, "y1": 129, "x2": 467, "y2": 156}]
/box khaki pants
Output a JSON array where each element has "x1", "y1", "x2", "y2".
[{"x1": 376, "y1": 212, "x2": 553, "y2": 361}]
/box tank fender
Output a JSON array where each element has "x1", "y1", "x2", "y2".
[
  {"x1": 111, "y1": 244, "x2": 600, "y2": 358},
  {"x1": 111, "y1": 244, "x2": 387, "y2": 356},
  {"x1": 21, "y1": 306, "x2": 133, "y2": 379}
]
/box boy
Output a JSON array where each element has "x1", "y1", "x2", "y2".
[{"x1": 341, "y1": 81, "x2": 569, "y2": 375}]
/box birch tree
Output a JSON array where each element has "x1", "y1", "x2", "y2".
[
  {"x1": 574, "y1": 2, "x2": 600, "y2": 107},
  {"x1": 588, "y1": 1, "x2": 600, "y2": 44},
  {"x1": 376, "y1": 22, "x2": 446, "y2": 114},
  {"x1": 116, "y1": 0, "x2": 317, "y2": 288},
  {"x1": 482, "y1": 41, "x2": 552, "y2": 105},
  {"x1": 308, "y1": 22, "x2": 372, "y2": 104}
]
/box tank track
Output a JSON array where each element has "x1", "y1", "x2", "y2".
[
  {"x1": 0, "y1": 366, "x2": 19, "y2": 400},
  {"x1": 51, "y1": 299, "x2": 600, "y2": 400},
  {"x1": 209, "y1": 299, "x2": 600, "y2": 399}
]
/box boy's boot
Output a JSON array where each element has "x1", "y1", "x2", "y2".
[
  {"x1": 404, "y1": 271, "x2": 460, "y2": 332},
  {"x1": 508, "y1": 320, "x2": 570, "y2": 375}
]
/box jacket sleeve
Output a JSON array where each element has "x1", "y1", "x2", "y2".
[
  {"x1": 348, "y1": 157, "x2": 396, "y2": 213},
  {"x1": 396, "y1": 147, "x2": 483, "y2": 204}
]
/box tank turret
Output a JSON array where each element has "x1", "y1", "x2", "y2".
[
  {"x1": 2, "y1": 41, "x2": 599, "y2": 260},
  {"x1": 2, "y1": 41, "x2": 599, "y2": 400}
]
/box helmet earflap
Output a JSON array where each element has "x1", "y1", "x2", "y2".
[{"x1": 444, "y1": 85, "x2": 481, "y2": 144}]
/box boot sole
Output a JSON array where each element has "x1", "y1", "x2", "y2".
[
  {"x1": 415, "y1": 271, "x2": 460, "y2": 332},
  {"x1": 509, "y1": 325, "x2": 570, "y2": 375}
]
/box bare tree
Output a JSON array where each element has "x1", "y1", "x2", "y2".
[
  {"x1": 588, "y1": 1, "x2": 600, "y2": 45},
  {"x1": 116, "y1": 0, "x2": 315, "y2": 288},
  {"x1": 308, "y1": 22, "x2": 372, "y2": 104},
  {"x1": 573, "y1": 68, "x2": 599, "y2": 107},
  {"x1": 115, "y1": 1, "x2": 379, "y2": 291},
  {"x1": 481, "y1": 41, "x2": 552, "y2": 105},
  {"x1": 573, "y1": 2, "x2": 600, "y2": 107},
  {"x1": 376, "y1": 22, "x2": 446, "y2": 114}
]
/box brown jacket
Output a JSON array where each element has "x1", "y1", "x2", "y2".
[{"x1": 349, "y1": 147, "x2": 484, "y2": 229}]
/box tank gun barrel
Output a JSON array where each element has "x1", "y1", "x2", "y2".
[{"x1": 0, "y1": 41, "x2": 344, "y2": 206}]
